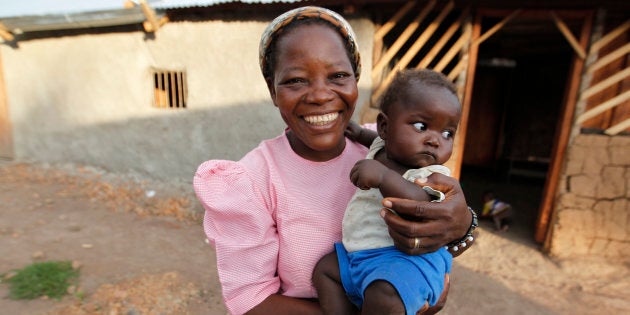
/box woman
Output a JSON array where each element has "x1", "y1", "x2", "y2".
[{"x1": 194, "y1": 6, "x2": 476, "y2": 315}]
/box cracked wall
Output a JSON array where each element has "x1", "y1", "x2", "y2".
[{"x1": 550, "y1": 133, "x2": 630, "y2": 261}]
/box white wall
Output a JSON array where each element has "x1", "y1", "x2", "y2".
[{"x1": 1, "y1": 17, "x2": 373, "y2": 181}]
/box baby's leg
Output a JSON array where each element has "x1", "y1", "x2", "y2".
[
  {"x1": 313, "y1": 252, "x2": 357, "y2": 315},
  {"x1": 361, "y1": 280, "x2": 406, "y2": 315}
]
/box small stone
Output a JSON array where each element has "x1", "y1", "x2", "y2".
[
  {"x1": 81, "y1": 244, "x2": 93, "y2": 249},
  {"x1": 72, "y1": 260, "x2": 82, "y2": 269},
  {"x1": 32, "y1": 251, "x2": 45, "y2": 259},
  {"x1": 3, "y1": 271, "x2": 17, "y2": 280}
]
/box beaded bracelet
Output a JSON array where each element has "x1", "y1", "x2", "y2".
[{"x1": 446, "y1": 206, "x2": 478, "y2": 252}]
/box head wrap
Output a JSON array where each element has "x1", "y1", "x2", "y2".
[{"x1": 259, "y1": 6, "x2": 361, "y2": 81}]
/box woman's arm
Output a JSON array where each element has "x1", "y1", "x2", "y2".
[
  {"x1": 380, "y1": 172, "x2": 475, "y2": 256},
  {"x1": 246, "y1": 295, "x2": 323, "y2": 315}
]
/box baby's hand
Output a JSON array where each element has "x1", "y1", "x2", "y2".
[{"x1": 350, "y1": 159, "x2": 387, "y2": 190}]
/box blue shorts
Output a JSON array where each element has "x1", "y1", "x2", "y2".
[{"x1": 335, "y1": 243, "x2": 452, "y2": 315}]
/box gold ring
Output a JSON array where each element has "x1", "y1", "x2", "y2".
[{"x1": 413, "y1": 237, "x2": 420, "y2": 249}]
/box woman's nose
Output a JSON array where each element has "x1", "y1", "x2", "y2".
[{"x1": 304, "y1": 80, "x2": 334, "y2": 104}]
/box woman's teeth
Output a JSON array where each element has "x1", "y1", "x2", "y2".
[{"x1": 303, "y1": 112, "x2": 339, "y2": 126}]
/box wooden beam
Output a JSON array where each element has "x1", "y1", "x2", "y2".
[
  {"x1": 605, "y1": 118, "x2": 630, "y2": 135},
  {"x1": 433, "y1": 28, "x2": 470, "y2": 72},
  {"x1": 0, "y1": 22, "x2": 14, "y2": 42},
  {"x1": 589, "y1": 20, "x2": 630, "y2": 54},
  {"x1": 579, "y1": 66, "x2": 630, "y2": 100},
  {"x1": 371, "y1": 0, "x2": 435, "y2": 77},
  {"x1": 549, "y1": 11, "x2": 586, "y2": 60},
  {"x1": 447, "y1": 57, "x2": 467, "y2": 81},
  {"x1": 395, "y1": 1, "x2": 454, "y2": 72},
  {"x1": 586, "y1": 42, "x2": 630, "y2": 74},
  {"x1": 140, "y1": 0, "x2": 160, "y2": 32},
  {"x1": 374, "y1": 0, "x2": 416, "y2": 41},
  {"x1": 472, "y1": 9, "x2": 521, "y2": 46},
  {"x1": 577, "y1": 90, "x2": 630, "y2": 123},
  {"x1": 417, "y1": 6, "x2": 469, "y2": 69}
]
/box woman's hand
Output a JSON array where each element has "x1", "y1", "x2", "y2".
[
  {"x1": 344, "y1": 121, "x2": 377, "y2": 147},
  {"x1": 380, "y1": 172, "x2": 472, "y2": 255}
]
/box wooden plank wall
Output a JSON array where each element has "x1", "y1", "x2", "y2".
[
  {"x1": 577, "y1": 20, "x2": 630, "y2": 135},
  {"x1": 370, "y1": 0, "x2": 472, "y2": 177}
]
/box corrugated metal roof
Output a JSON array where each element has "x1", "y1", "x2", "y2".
[
  {"x1": 0, "y1": 0, "x2": 307, "y2": 37},
  {"x1": 0, "y1": 0, "x2": 305, "y2": 19},
  {"x1": 152, "y1": 0, "x2": 305, "y2": 10}
]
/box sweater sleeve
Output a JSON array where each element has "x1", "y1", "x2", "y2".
[{"x1": 193, "y1": 159, "x2": 279, "y2": 315}]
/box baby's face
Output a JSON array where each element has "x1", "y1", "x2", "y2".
[{"x1": 381, "y1": 85, "x2": 461, "y2": 168}]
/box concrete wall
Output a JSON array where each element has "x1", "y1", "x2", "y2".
[
  {"x1": 550, "y1": 133, "x2": 630, "y2": 261},
  {"x1": 0, "y1": 17, "x2": 373, "y2": 181}
]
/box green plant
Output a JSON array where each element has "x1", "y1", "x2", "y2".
[{"x1": 5, "y1": 260, "x2": 80, "y2": 300}]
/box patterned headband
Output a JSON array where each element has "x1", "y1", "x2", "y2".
[{"x1": 259, "y1": 6, "x2": 361, "y2": 81}]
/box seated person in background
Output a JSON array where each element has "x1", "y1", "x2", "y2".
[{"x1": 481, "y1": 190, "x2": 513, "y2": 232}]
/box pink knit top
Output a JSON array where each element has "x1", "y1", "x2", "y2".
[{"x1": 193, "y1": 132, "x2": 368, "y2": 315}]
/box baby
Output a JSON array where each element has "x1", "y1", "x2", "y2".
[{"x1": 314, "y1": 68, "x2": 462, "y2": 314}]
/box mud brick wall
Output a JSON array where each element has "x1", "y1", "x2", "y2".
[{"x1": 550, "y1": 134, "x2": 630, "y2": 260}]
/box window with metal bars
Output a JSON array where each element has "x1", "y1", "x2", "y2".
[{"x1": 153, "y1": 69, "x2": 187, "y2": 108}]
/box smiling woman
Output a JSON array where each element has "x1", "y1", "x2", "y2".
[
  {"x1": 193, "y1": 6, "x2": 473, "y2": 315},
  {"x1": 268, "y1": 22, "x2": 358, "y2": 162}
]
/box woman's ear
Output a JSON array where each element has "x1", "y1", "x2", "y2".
[
  {"x1": 266, "y1": 78, "x2": 277, "y2": 105},
  {"x1": 376, "y1": 112, "x2": 388, "y2": 140}
]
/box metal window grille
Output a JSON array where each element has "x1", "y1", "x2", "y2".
[{"x1": 153, "y1": 70, "x2": 187, "y2": 108}]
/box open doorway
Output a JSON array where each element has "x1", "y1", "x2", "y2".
[{"x1": 460, "y1": 14, "x2": 575, "y2": 246}]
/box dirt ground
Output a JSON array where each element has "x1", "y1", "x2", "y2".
[{"x1": 1, "y1": 161, "x2": 629, "y2": 315}]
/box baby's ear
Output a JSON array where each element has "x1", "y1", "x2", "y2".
[{"x1": 376, "y1": 112, "x2": 388, "y2": 140}]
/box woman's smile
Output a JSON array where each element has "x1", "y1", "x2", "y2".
[{"x1": 302, "y1": 112, "x2": 341, "y2": 126}]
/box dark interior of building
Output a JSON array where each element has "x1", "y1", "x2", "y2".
[{"x1": 460, "y1": 14, "x2": 575, "y2": 246}]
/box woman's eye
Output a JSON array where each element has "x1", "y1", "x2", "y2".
[
  {"x1": 285, "y1": 78, "x2": 305, "y2": 84},
  {"x1": 280, "y1": 76, "x2": 306, "y2": 86},
  {"x1": 331, "y1": 72, "x2": 351, "y2": 81},
  {"x1": 413, "y1": 122, "x2": 426, "y2": 131},
  {"x1": 441, "y1": 131, "x2": 454, "y2": 139}
]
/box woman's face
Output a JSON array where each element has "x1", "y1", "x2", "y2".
[{"x1": 268, "y1": 23, "x2": 358, "y2": 161}]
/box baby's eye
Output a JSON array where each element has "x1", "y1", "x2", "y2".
[
  {"x1": 413, "y1": 122, "x2": 426, "y2": 131},
  {"x1": 441, "y1": 131, "x2": 454, "y2": 139}
]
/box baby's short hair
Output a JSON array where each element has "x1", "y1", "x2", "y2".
[{"x1": 379, "y1": 69, "x2": 457, "y2": 114}]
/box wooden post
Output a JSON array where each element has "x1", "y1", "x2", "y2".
[
  {"x1": 535, "y1": 11, "x2": 594, "y2": 246},
  {"x1": 0, "y1": 51, "x2": 13, "y2": 159},
  {"x1": 450, "y1": 13, "x2": 480, "y2": 179}
]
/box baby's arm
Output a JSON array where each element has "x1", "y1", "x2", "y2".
[
  {"x1": 351, "y1": 159, "x2": 431, "y2": 201},
  {"x1": 345, "y1": 121, "x2": 378, "y2": 147}
]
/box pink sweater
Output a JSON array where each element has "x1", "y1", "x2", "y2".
[{"x1": 193, "y1": 132, "x2": 368, "y2": 315}]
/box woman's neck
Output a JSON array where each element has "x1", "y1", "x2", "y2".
[{"x1": 286, "y1": 131, "x2": 346, "y2": 162}]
